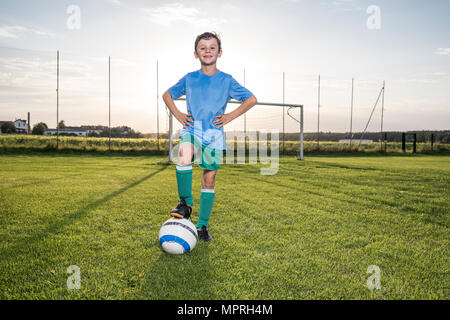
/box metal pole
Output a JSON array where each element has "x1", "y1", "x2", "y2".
[
  {"x1": 156, "y1": 61, "x2": 160, "y2": 152},
  {"x1": 380, "y1": 80, "x2": 385, "y2": 152},
  {"x1": 300, "y1": 105, "x2": 304, "y2": 161},
  {"x1": 56, "y1": 50, "x2": 59, "y2": 150},
  {"x1": 109, "y1": 56, "x2": 111, "y2": 151},
  {"x1": 317, "y1": 74, "x2": 320, "y2": 151},
  {"x1": 243, "y1": 68, "x2": 247, "y2": 151},
  {"x1": 169, "y1": 113, "x2": 173, "y2": 162},
  {"x1": 243, "y1": 68, "x2": 246, "y2": 137},
  {"x1": 350, "y1": 78, "x2": 354, "y2": 148},
  {"x1": 178, "y1": 97, "x2": 302, "y2": 108},
  {"x1": 282, "y1": 71, "x2": 285, "y2": 155}
]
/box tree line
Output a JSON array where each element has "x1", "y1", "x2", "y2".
[
  {"x1": 1, "y1": 120, "x2": 143, "y2": 138},
  {"x1": 2, "y1": 120, "x2": 448, "y2": 143},
  {"x1": 282, "y1": 130, "x2": 450, "y2": 143}
]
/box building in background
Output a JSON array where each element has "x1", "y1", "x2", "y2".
[
  {"x1": 44, "y1": 127, "x2": 88, "y2": 136},
  {"x1": 0, "y1": 119, "x2": 28, "y2": 134},
  {"x1": 43, "y1": 125, "x2": 111, "y2": 137},
  {"x1": 80, "y1": 125, "x2": 108, "y2": 135}
]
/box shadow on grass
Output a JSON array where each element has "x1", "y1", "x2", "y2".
[
  {"x1": 303, "y1": 151, "x2": 450, "y2": 158},
  {"x1": 244, "y1": 171, "x2": 396, "y2": 211},
  {"x1": 303, "y1": 160, "x2": 382, "y2": 171},
  {"x1": 2, "y1": 174, "x2": 81, "y2": 191},
  {"x1": 137, "y1": 242, "x2": 213, "y2": 299},
  {"x1": 237, "y1": 168, "x2": 447, "y2": 227},
  {"x1": 0, "y1": 166, "x2": 168, "y2": 262}
]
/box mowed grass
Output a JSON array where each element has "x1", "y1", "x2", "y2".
[{"x1": 0, "y1": 152, "x2": 448, "y2": 299}]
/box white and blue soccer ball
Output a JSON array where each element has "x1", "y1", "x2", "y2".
[{"x1": 159, "y1": 217, "x2": 198, "y2": 254}]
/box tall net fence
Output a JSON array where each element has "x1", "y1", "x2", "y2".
[{"x1": 1, "y1": 46, "x2": 448, "y2": 154}]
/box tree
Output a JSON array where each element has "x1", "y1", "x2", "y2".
[
  {"x1": 32, "y1": 122, "x2": 48, "y2": 135},
  {"x1": 87, "y1": 131, "x2": 100, "y2": 137},
  {"x1": 98, "y1": 127, "x2": 143, "y2": 138},
  {"x1": 58, "y1": 120, "x2": 66, "y2": 129},
  {"x1": 1, "y1": 121, "x2": 16, "y2": 134}
]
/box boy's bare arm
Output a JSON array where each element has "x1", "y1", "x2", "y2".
[
  {"x1": 213, "y1": 95, "x2": 258, "y2": 128},
  {"x1": 162, "y1": 90, "x2": 193, "y2": 128}
]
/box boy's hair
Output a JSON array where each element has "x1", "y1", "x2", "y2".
[{"x1": 195, "y1": 32, "x2": 222, "y2": 53}]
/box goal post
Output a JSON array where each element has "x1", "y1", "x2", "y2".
[{"x1": 168, "y1": 98, "x2": 304, "y2": 162}]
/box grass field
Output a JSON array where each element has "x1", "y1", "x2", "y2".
[{"x1": 0, "y1": 152, "x2": 448, "y2": 299}]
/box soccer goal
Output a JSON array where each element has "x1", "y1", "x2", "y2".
[{"x1": 168, "y1": 98, "x2": 304, "y2": 162}]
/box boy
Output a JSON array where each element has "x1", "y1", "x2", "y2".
[{"x1": 162, "y1": 32, "x2": 257, "y2": 242}]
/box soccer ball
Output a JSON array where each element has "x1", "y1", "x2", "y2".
[{"x1": 159, "y1": 217, "x2": 198, "y2": 254}]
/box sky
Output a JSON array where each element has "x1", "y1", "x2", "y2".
[{"x1": 0, "y1": 0, "x2": 449, "y2": 134}]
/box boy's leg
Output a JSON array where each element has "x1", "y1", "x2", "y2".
[
  {"x1": 196, "y1": 169, "x2": 216, "y2": 230},
  {"x1": 171, "y1": 141, "x2": 194, "y2": 218}
]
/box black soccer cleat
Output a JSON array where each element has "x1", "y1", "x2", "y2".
[
  {"x1": 197, "y1": 225, "x2": 212, "y2": 242},
  {"x1": 170, "y1": 199, "x2": 192, "y2": 219}
]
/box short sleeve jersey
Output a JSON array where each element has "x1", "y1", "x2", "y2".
[{"x1": 168, "y1": 69, "x2": 253, "y2": 150}]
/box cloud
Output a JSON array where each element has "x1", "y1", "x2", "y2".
[
  {"x1": 320, "y1": 0, "x2": 363, "y2": 12},
  {"x1": 106, "y1": 0, "x2": 125, "y2": 7},
  {"x1": 0, "y1": 57, "x2": 54, "y2": 86},
  {"x1": 0, "y1": 25, "x2": 54, "y2": 39},
  {"x1": 391, "y1": 71, "x2": 450, "y2": 85},
  {"x1": 0, "y1": 56, "x2": 100, "y2": 88},
  {"x1": 142, "y1": 2, "x2": 227, "y2": 27},
  {"x1": 435, "y1": 48, "x2": 450, "y2": 56},
  {"x1": 430, "y1": 71, "x2": 448, "y2": 77},
  {"x1": 92, "y1": 56, "x2": 136, "y2": 67},
  {"x1": 220, "y1": 3, "x2": 240, "y2": 11}
]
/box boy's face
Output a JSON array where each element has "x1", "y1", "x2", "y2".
[{"x1": 194, "y1": 38, "x2": 222, "y2": 66}]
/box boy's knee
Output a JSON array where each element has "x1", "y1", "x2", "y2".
[
  {"x1": 177, "y1": 143, "x2": 193, "y2": 166},
  {"x1": 203, "y1": 181, "x2": 215, "y2": 189},
  {"x1": 202, "y1": 172, "x2": 216, "y2": 189},
  {"x1": 177, "y1": 158, "x2": 192, "y2": 166}
]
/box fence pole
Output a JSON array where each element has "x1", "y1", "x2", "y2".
[
  {"x1": 413, "y1": 133, "x2": 417, "y2": 153},
  {"x1": 108, "y1": 56, "x2": 111, "y2": 151},
  {"x1": 317, "y1": 74, "x2": 320, "y2": 151},
  {"x1": 169, "y1": 113, "x2": 173, "y2": 162},
  {"x1": 243, "y1": 68, "x2": 246, "y2": 151},
  {"x1": 300, "y1": 105, "x2": 304, "y2": 160},
  {"x1": 282, "y1": 72, "x2": 285, "y2": 155},
  {"x1": 380, "y1": 80, "x2": 385, "y2": 152},
  {"x1": 349, "y1": 78, "x2": 354, "y2": 149},
  {"x1": 156, "y1": 61, "x2": 160, "y2": 152},
  {"x1": 56, "y1": 50, "x2": 59, "y2": 150}
]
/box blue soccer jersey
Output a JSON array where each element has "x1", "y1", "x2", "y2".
[{"x1": 168, "y1": 69, "x2": 253, "y2": 150}]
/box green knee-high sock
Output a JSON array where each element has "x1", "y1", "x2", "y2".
[
  {"x1": 176, "y1": 164, "x2": 193, "y2": 206},
  {"x1": 196, "y1": 189, "x2": 215, "y2": 229}
]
